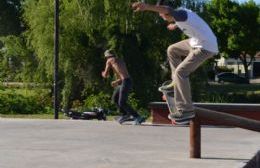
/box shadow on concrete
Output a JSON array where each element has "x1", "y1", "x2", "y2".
[
  {"x1": 121, "y1": 122, "x2": 189, "y2": 127},
  {"x1": 202, "y1": 157, "x2": 248, "y2": 162},
  {"x1": 122, "y1": 122, "x2": 235, "y2": 128}
]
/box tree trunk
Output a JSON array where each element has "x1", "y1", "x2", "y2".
[{"x1": 240, "y1": 53, "x2": 249, "y2": 79}]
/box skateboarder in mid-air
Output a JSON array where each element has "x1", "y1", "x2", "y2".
[
  {"x1": 132, "y1": 2, "x2": 218, "y2": 124},
  {"x1": 101, "y1": 49, "x2": 145, "y2": 125}
]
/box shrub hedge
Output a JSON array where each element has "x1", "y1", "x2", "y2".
[{"x1": 0, "y1": 89, "x2": 52, "y2": 114}]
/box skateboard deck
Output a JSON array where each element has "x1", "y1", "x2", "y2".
[
  {"x1": 161, "y1": 89, "x2": 175, "y2": 114},
  {"x1": 158, "y1": 81, "x2": 175, "y2": 114},
  {"x1": 159, "y1": 81, "x2": 193, "y2": 125},
  {"x1": 159, "y1": 81, "x2": 177, "y2": 125}
]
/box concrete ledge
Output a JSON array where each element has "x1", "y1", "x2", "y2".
[{"x1": 148, "y1": 102, "x2": 260, "y2": 125}]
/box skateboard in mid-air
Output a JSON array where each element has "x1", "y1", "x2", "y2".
[{"x1": 158, "y1": 80, "x2": 177, "y2": 125}]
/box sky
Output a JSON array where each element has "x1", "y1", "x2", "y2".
[{"x1": 237, "y1": 0, "x2": 260, "y2": 4}]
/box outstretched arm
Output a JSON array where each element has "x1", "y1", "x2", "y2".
[
  {"x1": 132, "y1": 2, "x2": 171, "y2": 14},
  {"x1": 132, "y1": 2, "x2": 187, "y2": 22}
]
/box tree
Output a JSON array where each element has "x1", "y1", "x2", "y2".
[
  {"x1": 205, "y1": 0, "x2": 260, "y2": 79},
  {"x1": 0, "y1": 35, "x2": 36, "y2": 82},
  {"x1": 233, "y1": 1, "x2": 260, "y2": 79},
  {"x1": 13, "y1": 0, "x2": 211, "y2": 111},
  {"x1": 0, "y1": 0, "x2": 23, "y2": 36}
]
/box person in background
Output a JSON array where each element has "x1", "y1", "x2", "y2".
[{"x1": 102, "y1": 49, "x2": 145, "y2": 125}]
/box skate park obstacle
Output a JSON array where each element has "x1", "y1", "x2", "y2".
[{"x1": 148, "y1": 102, "x2": 260, "y2": 158}]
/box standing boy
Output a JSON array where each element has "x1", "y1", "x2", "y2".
[{"x1": 102, "y1": 49, "x2": 145, "y2": 125}]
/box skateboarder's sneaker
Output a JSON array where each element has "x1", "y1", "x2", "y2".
[
  {"x1": 133, "y1": 116, "x2": 145, "y2": 125},
  {"x1": 158, "y1": 82, "x2": 175, "y2": 92},
  {"x1": 117, "y1": 115, "x2": 132, "y2": 124},
  {"x1": 168, "y1": 110, "x2": 195, "y2": 125}
]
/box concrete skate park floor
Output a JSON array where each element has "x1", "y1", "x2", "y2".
[{"x1": 0, "y1": 118, "x2": 259, "y2": 168}]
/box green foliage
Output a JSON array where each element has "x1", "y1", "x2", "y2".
[
  {"x1": 190, "y1": 62, "x2": 211, "y2": 101},
  {"x1": 127, "y1": 92, "x2": 150, "y2": 118},
  {"x1": 0, "y1": 0, "x2": 23, "y2": 36},
  {"x1": 83, "y1": 91, "x2": 116, "y2": 112},
  {"x1": 200, "y1": 91, "x2": 260, "y2": 104},
  {"x1": 0, "y1": 88, "x2": 52, "y2": 114},
  {"x1": 199, "y1": 83, "x2": 260, "y2": 103},
  {"x1": 230, "y1": 92, "x2": 260, "y2": 103},
  {"x1": 199, "y1": 92, "x2": 234, "y2": 103},
  {"x1": 215, "y1": 66, "x2": 234, "y2": 73},
  {"x1": 82, "y1": 91, "x2": 148, "y2": 116},
  {"x1": 1, "y1": 0, "x2": 259, "y2": 115},
  {"x1": 23, "y1": 0, "x2": 55, "y2": 81},
  {"x1": 204, "y1": 0, "x2": 260, "y2": 78},
  {"x1": 204, "y1": 0, "x2": 240, "y2": 54},
  {"x1": 21, "y1": 0, "x2": 176, "y2": 110},
  {"x1": 0, "y1": 35, "x2": 37, "y2": 82}
]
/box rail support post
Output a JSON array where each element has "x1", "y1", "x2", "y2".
[{"x1": 190, "y1": 117, "x2": 201, "y2": 158}]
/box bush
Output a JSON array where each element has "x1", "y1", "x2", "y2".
[
  {"x1": 199, "y1": 92, "x2": 234, "y2": 103},
  {"x1": 127, "y1": 93, "x2": 149, "y2": 118},
  {"x1": 215, "y1": 66, "x2": 234, "y2": 73},
  {"x1": 0, "y1": 93, "x2": 43, "y2": 114},
  {"x1": 83, "y1": 92, "x2": 117, "y2": 114},
  {"x1": 0, "y1": 88, "x2": 52, "y2": 114},
  {"x1": 199, "y1": 83, "x2": 260, "y2": 103},
  {"x1": 82, "y1": 91, "x2": 149, "y2": 117},
  {"x1": 228, "y1": 92, "x2": 260, "y2": 103},
  {"x1": 198, "y1": 92, "x2": 260, "y2": 104}
]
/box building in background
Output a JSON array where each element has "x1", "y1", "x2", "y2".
[{"x1": 216, "y1": 52, "x2": 260, "y2": 79}]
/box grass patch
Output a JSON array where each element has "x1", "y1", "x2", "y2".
[
  {"x1": 199, "y1": 83, "x2": 260, "y2": 103},
  {"x1": 0, "y1": 114, "x2": 152, "y2": 123},
  {"x1": 207, "y1": 83, "x2": 260, "y2": 93},
  {"x1": 0, "y1": 113, "x2": 69, "y2": 119},
  {"x1": 0, "y1": 88, "x2": 50, "y2": 97},
  {"x1": 0, "y1": 113, "x2": 147, "y2": 122}
]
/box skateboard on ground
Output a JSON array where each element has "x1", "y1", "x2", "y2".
[{"x1": 158, "y1": 80, "x2": 177, "y2": 125}]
